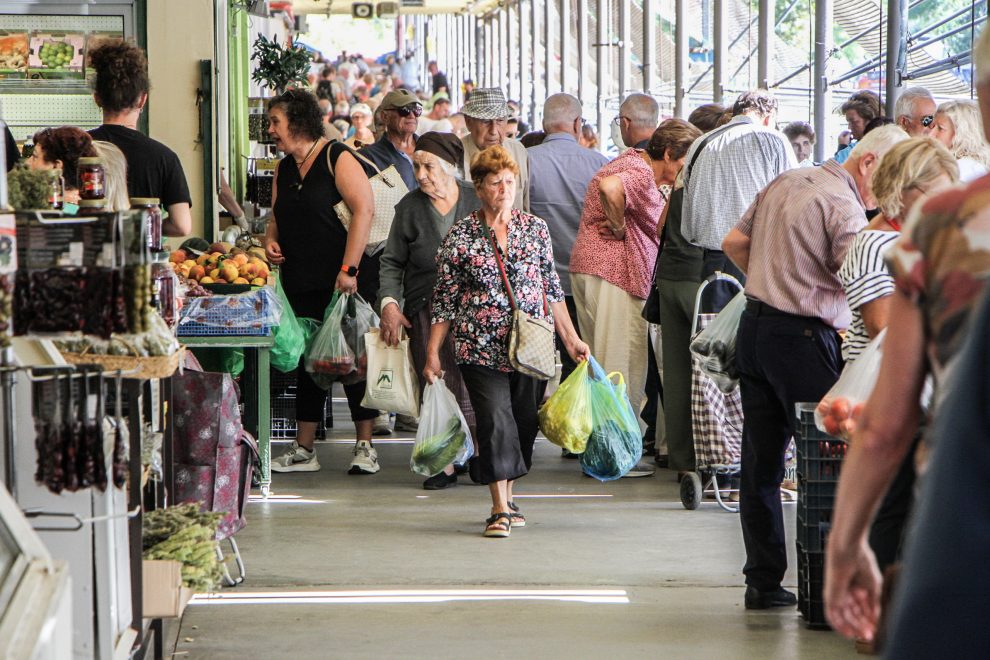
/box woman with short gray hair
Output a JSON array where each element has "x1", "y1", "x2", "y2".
[{"x1": 930, "y1": 99, "x2": 990, "y2": 181}]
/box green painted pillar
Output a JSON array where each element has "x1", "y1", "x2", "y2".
[{"x1": 228, "y1": 7, "x2": 250, "y2": 203}]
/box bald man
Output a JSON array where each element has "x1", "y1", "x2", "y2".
[{"x1": 617, "y1": 93, "x2": 660, "y2": 149}]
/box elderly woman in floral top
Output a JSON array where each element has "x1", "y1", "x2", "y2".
[{"x1": 426, "y1": 145, "x2": 589, "y2": 538}]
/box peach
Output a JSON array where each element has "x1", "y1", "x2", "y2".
[
  {"x1": 190, "y1": 265, "x2": 206, "y2": 281},
  {"x1": 250, "y1": 277, "x2": 266, "y2": 286},
  {"x1": 233, "y1": 277, "x2": 250, "y2": 285},
  {"x1": 182, "y1": 259, "x2": 196, "y2": 269},
  {"x1": 209, "y1": 268, "x2": 221, "y2": 280},
  {"x1": 221, "y1": 263, "x2": 239, "y2": 283},
  {"x1": 199, "y1": 276, "x2": 214, "y2": 284},
  {"x1": 196, "y1": 253, "x2": 210, "y2": 266},
  {"x1": 169, "y1": 249, "x2": 187, "y2": 264},
  {"x1": 232, "y1": 253, "x2": 249, "y2": 266}
]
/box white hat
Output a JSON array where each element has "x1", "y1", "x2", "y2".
[{"x1": 350, "y1": 103, "x2": 373, "y2": 117}]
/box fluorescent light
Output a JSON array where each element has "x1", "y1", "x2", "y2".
[
  {"x1": 512, "y1": 494, "x2": 614, "y2": 499},
  {"x1": 189, "y1": 589, "x2": 629, "y2": 606}
]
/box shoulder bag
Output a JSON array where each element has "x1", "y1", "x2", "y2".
[
  {"x1": 328, "y1": 145, "x2": 409, "y2": 247},
  {"x1": 482, "y1": 220, "x2": 556, "y2": 381}
]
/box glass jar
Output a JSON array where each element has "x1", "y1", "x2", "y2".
[
  {"x1": 47, "y1": 169, "x2": 64, "y2": 210},
  {"x1": 77, "y1": 199, "x2": 106, "y2": 214},
  {"x1": 151, "y1": 253, "x2": 178, "y2": 327},
  {"x1": 131, "y1": 198, "x2": 163, "y2": 251},
  {"x1": 76, "y1": 157, "x2": 106, "y2": 202}
]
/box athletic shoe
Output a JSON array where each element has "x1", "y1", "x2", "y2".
[
  {"x1": 394, "y1": 414, "x2": 419, "y2": 432},
  {"x1": 372, "y1": 412, "x2": 392, "y2": 436},
  {"x1": 422, "y1": 471, "x2": 457, "y2": 490},
  {"x1": 348, "y1": 440, "x2": 381, "y2": 474},
  {"x1": 744, "y1": 586, "x2": 797, "y2": 610},
  {"x1": 271, "y1": 442, "x2": 320, "y2": 473},
  {"x1": 621, "y1": 460, "x2": 657, "y2": 478}
]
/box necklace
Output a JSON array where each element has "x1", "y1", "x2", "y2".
[{"x1": 294, "y1": 139, "x2": 320, "y2": 166}]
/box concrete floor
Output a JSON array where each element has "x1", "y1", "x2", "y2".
[{"x1": 172, "y1": 403, "x2": 857, "y2": 660}]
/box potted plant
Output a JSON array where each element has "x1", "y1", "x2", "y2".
[{"x1": 250, "y1": 35, "x2": 311, "y2": 95}]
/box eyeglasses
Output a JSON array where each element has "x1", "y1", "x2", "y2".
[
  {"x1": 921, "y1": 114, "x2": 935, "y2": 127},
  {"x1": 611, "y1": 115, "x2": 627, "y2": 125},
  {"x1": 394, "y1": 104, "x2": 423, "y2": 118}
]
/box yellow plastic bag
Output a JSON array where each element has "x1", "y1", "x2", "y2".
[{"x1": 538, "y1": 359, "x2": 594, "y2": 453}]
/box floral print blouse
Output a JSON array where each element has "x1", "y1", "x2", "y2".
[{"x1": 432, "y1": 209, "x2": 565, "y2": 372}]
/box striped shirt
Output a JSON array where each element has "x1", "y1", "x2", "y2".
[
  {"x1": 838, "y1": 230, "x2": 899, "y2": 361},
  {"x1": 736, "y1": 159, "x2": 867, "y2": 329},
  {"x1": 681, "y1": 115, "x2": 796, "y2": 250}
]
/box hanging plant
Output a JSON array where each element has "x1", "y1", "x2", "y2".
[{"x1": 250, "y1": 34, "x2": 311, "y2": 94}]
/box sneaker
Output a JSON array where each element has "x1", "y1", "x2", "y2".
[
  {"x1": 744, "y1": 586, "x2": 797, "y2": 610},
  {"x1": 271, "y1": 442, "x2": 321, "y2": 473},
  {"x1": 423, "y1": 471, "x2": 457, "y2": 490},
  {"x1": 621, "y1": 460, "x2": 657, "y2": 478},
  {"x1": 348, "y1": 440, "x2": 381, "y2": 474},
  {"x1": 394, "y1": 414, "x2": 419, "y2": 433},
  {"x1": 372, "y1": 412, "x2": 392, "y2": 436}
]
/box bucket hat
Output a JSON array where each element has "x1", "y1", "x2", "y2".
[{"x1": 460, "y1": 88, "x2": 510, "y2": 120}]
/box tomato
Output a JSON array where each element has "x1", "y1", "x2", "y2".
[
  {"x1": 823, "y1": 415, "x2": 840, "y2": 436},
  {"x1": 831, "y1": 397, "x2": 851, "y2": 421},
  {"x1": 852, "y1": 402, "x2": 866, "y2": 419}
]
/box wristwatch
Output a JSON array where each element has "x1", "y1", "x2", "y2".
[{"x1": 341, "y1": 264, "x2": 359, "y2": 277}]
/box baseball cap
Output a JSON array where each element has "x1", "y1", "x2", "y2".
[{"x1": 380, "y1": 89, "x2": 420, "y2": 111}]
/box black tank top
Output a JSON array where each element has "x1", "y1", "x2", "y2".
[{"x1": 274, "y1": 141, "x2": 350, "y2": 295}]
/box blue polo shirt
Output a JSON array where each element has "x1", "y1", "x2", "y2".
[{"x1": 360, "y1": 134, "x2": 418, "y2": 191}]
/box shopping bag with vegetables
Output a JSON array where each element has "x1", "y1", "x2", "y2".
[
  {"x1": 305, "y1": 292, "x2": 354, "y2": 384},
  {"x1": 689, "y1": 291, "x2": 746, "y2": 393},
  {"x1": 338, "y1": 293, "x2": 379, "y2": 385},
  {"x1": 815, "y1": 329, "x2": 885, "y2": 439},
  {"x1": 270, "y1": 273, "x2": 307, "y2": 373},
  {"x1": 538, "y1": 358, "x2": 594, "y2": 453},
  {"x1": 410, "y1": 378, "x2": 474, "y2": 477},
  {"x1": 580, "y1": 358, "x2": 642, "y2": 481}
]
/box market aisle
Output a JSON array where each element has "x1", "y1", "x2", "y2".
[{"x1": 171, "y1": 400, "x2": 855, "y2": 659}]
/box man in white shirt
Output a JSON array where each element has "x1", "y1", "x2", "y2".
[{"x1": 418, "y1": 97, "x2": 454, "y2": 133}]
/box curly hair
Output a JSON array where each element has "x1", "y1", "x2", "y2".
[
  {"x1": 33, "y1": 127, "x2": 97, "y2": 191},
  {"x1": 936, "y1": 100, "x2": 990, "y2": 170},
  {"x1": 469, "y1": 145, "x2": 520, "y2": 189},
  {"x1": 89, "y1": 40, "x2": 150, "y2": 114},
  {"x1": 732, "y1": 90, "x2": 778, "y2": 119},
  {"x1": 646, "y1": 119, "x2": 702, "y2": 162},
  {"x1": 268, "y1": 88, "x2": 324, "y2": 142},
  {"x1": 871, "y1": 137, "x2": 958, "y2": 219},
  {"x1": 782, "y1": 121, "x2": 816, "y2": 143}
]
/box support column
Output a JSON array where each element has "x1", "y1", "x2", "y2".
[
  {"x1": 505, "y1": 3, "x2": 514, "y2": 98},
  {"x1": 578, "y1": 0, "x2": 589, "y2": 104},
  {"x1": 885, "y1": 0, "x2": 908, "y2": 116},
  {"x1": 713, "y1": 0, "x2": 727, "y2": 103},
  {"x1": 813, "y1": 0, "x2": 833, "y2": 163},
  {"x1": 544, "y1": 0, "x2": 553, "y2": 94},
  {"x1": 561, "y1": 0, "x2": 571, "y2": 93},
  {"x1": 758, "y1": 0, "x2": 773, "y2": 89},
  {"x1": 532, "y1": 0, "x2": 541, "y2": 116},
  {"x1": 596, "y1": 0, "x2": 607, "y2": 150},
  {"x1": 643, "y1": 0, "x2": 657, "y2": 94},
  {"x1": 675, "y1": 0, "x2": 687, "y2": 116},
  {"x1": 520, "y1": 0, "x2": 532, "y2": 124},
  {"x1": 619, "y1": 0, "x2": 631, "y2": 95}
]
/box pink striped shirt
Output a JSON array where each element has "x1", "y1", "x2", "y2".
[
  {"x1": 736, "y1": 159, "x2": 866, "y2": 329},
  {"x1": 569, "y1": 149, "x2": 663, "y2": 299}
]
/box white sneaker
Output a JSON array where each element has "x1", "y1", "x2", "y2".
[
  {"x1": 372, "y1": 411, "x2": 392, "y2": 436},
  {"x1": 271, "y1": 441, "x2": 321, "y2": 473},
  {"x1": 348, "y1": 440, "x2": 380, "y2": 475}
]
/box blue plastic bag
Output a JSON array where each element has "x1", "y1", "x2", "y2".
[{"x1": 579, "y1": 357, "x2": 641, "y2": 481}]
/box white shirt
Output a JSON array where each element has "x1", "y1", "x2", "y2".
[
  {"x1": 418, "y1": 116, "x2": 454, "y2": 134},
  {"x1": 838, "y1": 229, "x2": 899, "y2": 362},
  {"x1": 957, "y1": 156, "x2": 988, "y2": 182}
]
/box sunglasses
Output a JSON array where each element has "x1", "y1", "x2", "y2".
[
  {"x1": 394, "y1": 104, "x2": 423, "y2": 118},
  {"x1": 921, "y1": 115, "x2": 935, "y2": 127}
]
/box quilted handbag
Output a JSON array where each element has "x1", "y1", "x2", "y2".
[
  {"x1": 483, "y1": 221, "x2": 556, "y2": 381},
  {"x1": 331, "y1": 147, "x2": 409, "y2": 247}
]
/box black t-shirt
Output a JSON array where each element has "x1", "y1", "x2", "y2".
[
  {"x1": 88, "y1": 124, "x2": 192, "y2": 207},
  {"x1": 432, "y1": 72, "x2": 449, "y2": 95},
  {"x1": 4, "y1": 125, "x2": 19, "y2": 172}
]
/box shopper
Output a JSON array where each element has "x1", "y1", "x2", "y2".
[
  {"x1": 579, "y1": 122, "x2": 599, "y2": 150},
  {"x1": 428, "y1": 61, "x2": 449, "y2": 96},
  {"x1": 615, "y1": 93, "x2": 659, "y2": 150},
  {"x1": 417, "y1": 97, "x2": 454, "y2": 134},
  {"x1": 782, "y1": 121, "x2": 816, "y2": 167},
  {"x1": 92, "y1": 141, "x2": 131, "y2": 211},
  {"x1": 87, "y1": 39, "x2": 192, "y2": 236},
  {"x1": 426, "y1": 146, "x2": 588, "y2": 538},
  {"x1": 28, "y1": 127, "x2": 97, "y2": 207},
  {"x1": 892, "y1": 87, "x2": 936, "y2": 138},
  {"x1": 360, "y1": 89, "x2": 419, "y2": 191},
  {"x1": 344, "y1": 103, "x2": 375, "y2": 148},
  {"x1": 930, "y1": 100, "x2": 990, "y2": 181},
  {"x1": 378, "y1": 132, "x2": 480, "y2": 490},
  {"x1": 264, "y1": 89, "x2": 381, "y2": 476},
  {"x1": 570, "y1": 119, "x2": 701, "y2": 478},
  {"x1": 458, "y1": 87, "x2": 530, "y2": 210},
  {"x1": 721, "y1": 124, "x2": 908, "y2": 611},
  {"x1": 836, "y1": 90, "x2": 882, "y2": 163}
]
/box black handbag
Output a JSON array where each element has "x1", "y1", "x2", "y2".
[{"x1": 642, "y1": 219, "x2": 666, "y2": 324}]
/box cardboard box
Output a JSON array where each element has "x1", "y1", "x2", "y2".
[{"x1": 142, "y1": 560, "x2": 193, "y2": 618}]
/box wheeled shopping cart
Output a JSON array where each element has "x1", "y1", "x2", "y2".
[{"x1": 680, "y1": 272, "x2": 744, "y2": 512}]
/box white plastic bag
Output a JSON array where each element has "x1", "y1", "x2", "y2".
[
  {"x1": 689, "y1": 291, "x2": 746, "y2": 393},
  {"x1": 361, "y1": 328, "x2": 421, "y2": 417},
  {"x1": 410, "y1": 379, "x2": 474, "y2": 477},
  {"x1": 815, "y1": 329, "x2": 885, "y2": 439}
]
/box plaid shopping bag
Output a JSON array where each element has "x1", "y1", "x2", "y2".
[{"x1": 690, "y1": 313, "x2": 744, "y2": 468}]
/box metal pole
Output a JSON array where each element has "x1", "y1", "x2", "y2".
[
  {"x1": 888, "y1": 0, "x2": 911, "y2": 114},
  {"x1": 507, "y1": 4, "x2": 515, "y2": 99},
  {"x1": 643, "y1": 0, "x2": 657, "y2": 94},
  {"x1": 713, "y1": 0, "x2": 727, "y2": 103},
  {"x1": 675, "y1": 0, "x2": 687, "y2": 116},
  {"x1": 619, "y1": 0, "x2": 631, "y2": 95},
  {"x1": 519, "y1": 0, "x2": 530, "y2": 121},
  {"x1": 561, "y1": 0, "x2": 571, "y2": 92},
  {"x1": 532, "y1": 0, "x2": 541, "y2": 119},
  {"x1": 596, "y1": 0, "x2": 607, "y2": 150},
  {"x1": 545, "y1": 0, "x2": 554, "y2": 94},
  {"x1": 578, "y1": 0, "x2": 589, "y2": 104},
  {"x1": 814, "y1": 0, "x2": 833, "y2": 163},
  {"x1": 758, "y1": 0, "x2": 773, "y2": 89}
]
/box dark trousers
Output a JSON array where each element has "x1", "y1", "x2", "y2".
[
  {"x1": 641, "y1": 338, "x2": 663, "y2": 441},
  {"x1": 868, "y1": 433, "x2": 920, "y2": 571},
  {"x1": 557, "y1": 295, "x2": 580, "y2": 382},
  {"x1": 735, "y1": 301, "x2": 842, "y2": 590},
  {"x1": 460, "y1": 364, "x2": 547, "y2": 484}
]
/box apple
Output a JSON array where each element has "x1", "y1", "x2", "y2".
[{"x1": 169, "y1": 249, "x2": 187, "y2": 264}]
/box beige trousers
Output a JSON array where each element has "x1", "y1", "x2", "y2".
[{"x1": 571, "y1": 273, "x2": 649, "y2": 434}]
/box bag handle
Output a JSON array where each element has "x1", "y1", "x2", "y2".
[
  {"x1": 325, "y1": 142, "x2": 399, "y2": 189},
  {"x1": 481, "y1": 218, "x2": 549, "y2": 316}
]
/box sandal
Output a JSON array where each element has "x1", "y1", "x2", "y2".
[
  {"x1": 507, "y1": 501, "x2": 526, "y2": 527},
  {"x1": 484, "y1": 512, "x2": 512, "y2": 538}
]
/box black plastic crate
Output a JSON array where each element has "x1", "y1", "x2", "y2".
[
  {"x1": 271, "y1": 368, "x2": 332, "y2": 440},
  {"x1": 796, "y1": 544, "x2": 831, "y2": 630},
  {"x1": 795, "y1": 404, "x2": 847, "y2": 482}
]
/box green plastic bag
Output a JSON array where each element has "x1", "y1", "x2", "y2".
[
  {"x1": 580, "y1": 358, "x2": 642, "y2": 481},
  {"x1": 538, "y1": 358, "x2": 594, "y2": 453},
  {"x1": 270, "y1": 274, "x2": 307, "y2": 373}
]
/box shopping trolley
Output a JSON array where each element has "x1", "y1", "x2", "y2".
[{"x1": 680, "y1": 272, "x2": 744, "y2": 512}]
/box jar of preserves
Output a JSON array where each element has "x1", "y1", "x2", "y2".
[
  {"x1": 151, "y1": 253, "x2": 178, "y2": 327},
  {"x1": 47, "y1": 169, "x2": 64, "y2": 210},
  {"x1": 131, "y1": 198, "x2": 163, "y2": 251},
  {"x1": 77, "y1": 199, "x2": 106, "y2": 214},
  {"x1": 76, "y1": 157, "x2": 106, "y2": 201}
]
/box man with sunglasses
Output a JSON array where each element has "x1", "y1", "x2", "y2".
[
  {"x1": 359, "y1": 89, "x2": 421, "y2": 191},
  {"x1": 893, "y1": 86, "x2": 937, "y2": 137}
]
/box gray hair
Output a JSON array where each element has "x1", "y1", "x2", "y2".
[
  {"x1": 92, "y1": 140, "x2": 130, "y2": 212},
  {"x1": 619, "y1": 93, "x2": 659, "y2": 129},
  {"x1": 542, "y1": 93, "x2": 582, "y2": 132},
  {"x1": 733, "y1": 90, "x2": 778, "y2": 119},
  {"x1": 849, "y1": 124, "x2": 909, "y2": 161},
  {"x1": 937, "y1": 100, "x2": 990, "y2": 168},
  {"x1": 894, "y1": 87, "x2": 935, "y2": 120}
]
